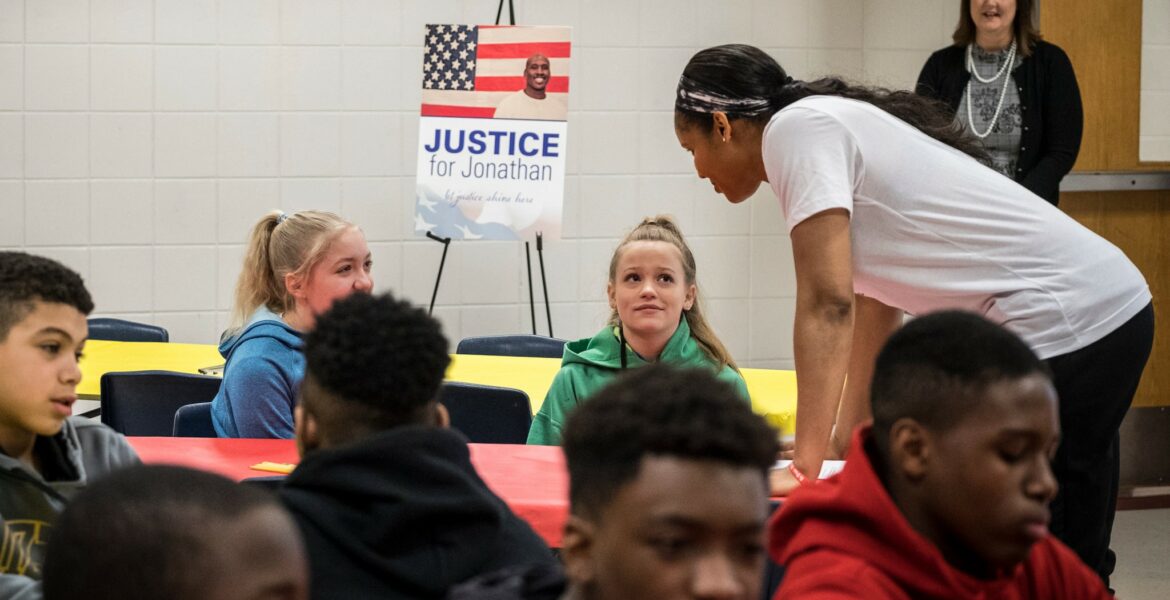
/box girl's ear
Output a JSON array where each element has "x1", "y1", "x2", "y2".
[
  {"x1": 684, "y1": 283, "x2": 696, "y2": 311},
  {"x1": 286, "y1": 272, "x2": 306, "y2": 299},
  {"x1": 712, "y1": 111, "x2": 732, "y2": 142}
]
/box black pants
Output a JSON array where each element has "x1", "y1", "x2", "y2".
[{"x1": 1046, "y1": 302, "x2": 1154, "y2": 585}]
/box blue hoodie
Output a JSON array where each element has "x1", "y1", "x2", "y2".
[{"x1": 211, "y1": 309, "x2": 304, "y2": 438}]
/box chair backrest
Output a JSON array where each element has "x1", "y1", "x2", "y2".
[
  {"x1": 456, "y1": 334, "x2": 567, "y2": 359},
  {"x1": 441, "y1": 382, "x2": 532, "y2": 444},
  {"x1": 173, "y1": 402, "x2": 217, "y2": 437},
  {"x1": 100, "y1": 371, "x2": 221, "y2": 436},
  {"x1": 88, "y1": 318, "x2": 169, "y2": 343}
]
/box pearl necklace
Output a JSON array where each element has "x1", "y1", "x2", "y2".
[{"x1": 965, "y1": 41, "x2": 1017, "y2": 139}]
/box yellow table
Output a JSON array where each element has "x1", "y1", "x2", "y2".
[
  {"x1": 78, "y1": 340, "x2": 224, "y2": 398},
  {"x1": 79, "y1": 341, "x2": 796, "y2": 433}
]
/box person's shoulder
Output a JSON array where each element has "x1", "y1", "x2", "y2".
[
  {"x1": 1029, "y1": 40, "x2": 1074, "y2": 66},
  {"x1": 67, "y1": 417, "x2": 140, "y2": 469},
  {"x1": 927, "y1": 44, "x2": 964, "y2": 62},
  {"x1": 1021, "y1": 537, "x2": 1113, "y2": 598},
  {"x1": 779, "y1": 549, "x2": 905, "y2": 599}
]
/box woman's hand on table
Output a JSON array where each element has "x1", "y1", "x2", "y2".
[{"x1": 769, "y1": 465, "x2": 802, "y2": 496}]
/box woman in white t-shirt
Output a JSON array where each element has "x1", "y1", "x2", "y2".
[{"x1": 673, "y1": 44, "x2": 1152, "y2": 581}]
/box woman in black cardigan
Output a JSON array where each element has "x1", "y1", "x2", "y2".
[{"x1": 917, "y1": 0, "x2": 1082, "y2": 206}]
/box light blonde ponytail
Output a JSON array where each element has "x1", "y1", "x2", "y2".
[{"x1": 228, "y1": 210, "x2": 355, "y2": 334}]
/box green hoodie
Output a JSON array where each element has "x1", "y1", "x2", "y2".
[{"x1": 526, "y1": 318, "x2": 750, "y2": 445}]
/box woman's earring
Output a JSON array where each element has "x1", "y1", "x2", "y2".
[{"x1": 721, "y1": 136, "x2": 726, "y2": 142}]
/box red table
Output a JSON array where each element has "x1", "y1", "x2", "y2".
[{"x1": 127, "y1": 437, "x2": 570, "y2": 547}]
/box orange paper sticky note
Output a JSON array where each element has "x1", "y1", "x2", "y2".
[{"x1": 250, "y1": 461, "x2": 295, "y2": 475}]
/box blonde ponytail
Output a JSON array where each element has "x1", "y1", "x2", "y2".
[
  {"x1": 607, "y1": 215, "x2": 739, "y2": 371},
  {"x1": 228, "y1": 210, "x2": 355, "y2": 334}
]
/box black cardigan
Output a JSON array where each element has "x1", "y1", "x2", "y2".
[{"x1": 916, "y1": 40, "x2": 1082, "y2": 206}]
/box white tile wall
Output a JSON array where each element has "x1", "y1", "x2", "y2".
[
  {"x1": 0, "y1": 181, "x2": 23, "y2": 246},
  {"x1": 217, "y1": 114, "x2": 280, "y2": 177},
  {"x1": 25, "y1": 113, "x2": 88, "y2": 178},
  {"x1": 0, "y1": 0, "x2": 23, "y2": 42},
  {"x1": 26, "y1": 0, "x2": 89, "y2": 43},
  {"x1": 91, "y1": 46, "x2": 153, "y2": 111},
  {"x1": 1141, "y1": 0, "x2": 1170, "y2": 160},
  {"x1": 91, "y1": 0, "x2": 153, "y2": 44},
  {"x1": 3, "y1": 0, "x2": 962, "y2": 355},
  {"x1": 25, "y1": 45, "x2": 88, "y2": 110},
  {"x1": 90, "y1": 114, "x2": 152, "y2": 178},
  {"x1": 0, "y1": 45, "x2": 21, "y2": 110},
  {"x1": 0, "y1": 114, "x2": 21, "y2": 178}
]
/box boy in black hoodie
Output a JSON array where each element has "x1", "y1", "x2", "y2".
[{"x1": 279, "y1": 292, "x2": 555, "y2": 600}]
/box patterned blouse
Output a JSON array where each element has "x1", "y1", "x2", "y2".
[{"x1": 958, "y1": 44, "x2": 1024, "y2": 178}]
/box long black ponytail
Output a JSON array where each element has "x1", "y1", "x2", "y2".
[{"x1": 675, "y1": 44, "x2": 989, "y2": 163}]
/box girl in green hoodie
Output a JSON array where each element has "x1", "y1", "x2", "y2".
[{"x1": 527, "y1": 216, "x2": 749, "y2": 445}]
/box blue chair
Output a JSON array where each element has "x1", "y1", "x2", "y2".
[
  {"x1": 173, "y1": 402, "x2": 217, "y2": 437},
  {"x1": 88, "y1": 318, "x2": 169, "y2": 343},
  {"x1": 441, "y1": 382, "x2": 532, "y2": 444},
  {"x1": 456, "y1": 334, "x2": 567, "y2": 359},
  {"x1": 100, "y1": 371, "x2": 221, "y2": 436}
]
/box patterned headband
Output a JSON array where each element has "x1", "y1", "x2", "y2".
[{"x1": 674, "y1": 74, "x2": 797, "y2": 116}]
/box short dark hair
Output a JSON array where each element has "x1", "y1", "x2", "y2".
[
  {"x1": 0, "y1": 251, "x2": 93, "y2": 342},
  {"x1": 42, "y1": 466, "x2": 282, "y2": 600},
  {"x1": 870, "y1": 311, "x2": 1050, "y2": 453},
  {"x1": 302, "y1": 292, "x2": 451, "y2": 438},
  {"x1": 953, "y1": 0, "x2": 1041, "y2": 58},
  {"x1": 562, "y1": 364, "x2": 779, "y2": 519}
]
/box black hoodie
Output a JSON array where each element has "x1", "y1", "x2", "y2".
[{"x1": 279, "y1": 426, "x2": 557, "y2": 600}]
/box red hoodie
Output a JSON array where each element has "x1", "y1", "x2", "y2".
[{"x1": 769, "y1": 427, "x2": 1112, "y2": 599}]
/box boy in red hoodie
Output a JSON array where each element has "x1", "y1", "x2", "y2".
[{"x1": 770, "y1": 310, "x2": 1113, "y2": 599}]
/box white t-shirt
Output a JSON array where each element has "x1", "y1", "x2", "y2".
[
  {"x1": 493, "y1": 90, "x2": 568, "y2": 121},
  {"x1": 762, "y1": 96, "x2": 1150, "y2": 359}
]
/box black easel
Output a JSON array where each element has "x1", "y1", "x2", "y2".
[
  {"x1": 425, "y1": 231, "x2": 451, "y2": 316},
  {"x1": 424, "y1": 0, "x2": 554, "y2": 336}
]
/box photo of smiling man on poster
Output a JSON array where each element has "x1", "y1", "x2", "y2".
[{"x1": 493, "y1": 53, "x2": 568, "y2": 121}]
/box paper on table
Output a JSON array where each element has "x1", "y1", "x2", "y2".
[
  {"x1": 772, "y1": 459, "x2": 845, "y2": 480},
  {"x1": 250, "y1": 461, "x2": 295, "y2": 475}
]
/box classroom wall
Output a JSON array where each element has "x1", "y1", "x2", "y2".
[
  {"x1": 0, "y1": 0, "x2": 960, "y2": 368},
  {"x1": 1141, "y1": 0, "x2": 1170, "y2": 160},
  {"x1": 1043, "y1": 0, "x2": 1170, "y2": 407}
]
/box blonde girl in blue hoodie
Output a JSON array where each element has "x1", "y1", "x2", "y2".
[
  {"x1": 527, "y1": 215, "x2": 748, "y2": 445},
  {"x1": 211, "y1": 210, "x2": 373, "y2": 438}
]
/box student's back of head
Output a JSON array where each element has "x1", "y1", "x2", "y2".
[
  {"x1": 296, "y1": 291, "x2": 451, "y2": 449},
  {"x1": 283, "y1": 292, "x2": 555, "y2": 599},
  {"x1": 42, "y1": 465, "x2": 308, "y2": 600},
  {"x1": 559, "y1": 363, "x2": 779, "y2": 600}
]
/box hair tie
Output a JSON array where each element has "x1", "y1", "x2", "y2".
[
  {"x1": 276, "y1": 212, "x2": 290, "y2": 225},
  {"x1": 782, "y1": 75, "x2": 795, "y2": 86}
]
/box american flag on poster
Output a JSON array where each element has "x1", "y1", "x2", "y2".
[{"x1": 420, "y1": 24, "x2": 571, "y2": 119}]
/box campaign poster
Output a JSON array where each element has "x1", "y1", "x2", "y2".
[{"x1": 415, "y1": 24, "x2": 571, "y2": 241}]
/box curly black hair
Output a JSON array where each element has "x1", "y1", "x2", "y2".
[
  {"x1": 871, "y1": 310, "x2": 1050, "y2": 454},
  {"x1": 562, "y1": 363, "x2": 779, "y2": 519},
  {"x1": 303, "y1": 292, "x2": 451, "y2": 434},
  {"x1": 0, "y1": 251, "x2": 94, "y2": 341},
  {"x1": 43, "y1": 466, "x2": 288, "y2": 600}
]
